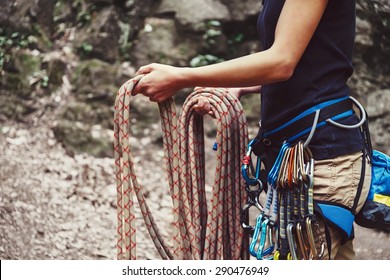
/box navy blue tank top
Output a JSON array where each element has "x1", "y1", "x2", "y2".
[{"x1": 257, "y1": 0, "x2": 363, "y2": 160}]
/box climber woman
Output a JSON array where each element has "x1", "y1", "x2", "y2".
[{"x1": 132, "y1": 0, "x2": 371, "y2": 259}]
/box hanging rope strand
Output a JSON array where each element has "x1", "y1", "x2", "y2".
[{"x1": 115, "y1": 77, "x2": 173, "y2": 260}]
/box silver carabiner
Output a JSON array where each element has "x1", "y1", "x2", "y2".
[
  {"x1": 306, "y1": 216, "x2": 325, "y2": 260},
  {"x1": 286, "y1": 223, "x2": 299, "y2": 260}
]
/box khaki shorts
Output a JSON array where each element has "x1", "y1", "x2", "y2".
[{"x1": 314, "y1": 151, "x2": 371, "y2": 260}]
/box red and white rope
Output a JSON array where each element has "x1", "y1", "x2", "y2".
[{"x1": 114, "y1": 76, "x2": 250, "y2": 260}]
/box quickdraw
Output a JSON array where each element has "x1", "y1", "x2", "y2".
[{"x1": 242, "y1": 140, "x2": 325, "y2": 260}]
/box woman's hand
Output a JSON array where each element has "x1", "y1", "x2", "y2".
[
  {"x1": 132, "y1": 63, "x2": 189, "y2": 103},
  {"x1": 193, "y1": 86, "x2": 261, "y2": 118},
  {"x1": 193, "y1": 96, "x2": 215, "y2": 118},
  {"x1": 193, "y1": 88, "x2": 241, "y2": 118}
]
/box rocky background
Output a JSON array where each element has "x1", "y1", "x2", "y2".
[{"x1": 0, "y1": 0, "x2": 389, "y2": 260}]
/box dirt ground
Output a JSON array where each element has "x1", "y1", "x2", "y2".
[{"x1": 0, "y1": 118, "x2": 389, "y2": 260}]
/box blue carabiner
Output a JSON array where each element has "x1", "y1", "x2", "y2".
[
  {"x1": 249, "y1": 213, "x2": 264, "y2": 257},
  {"x1": 242, "y1": 157, "x2": 261, "y2": 186},
  {"x1": 256, "y1": 219, "x2": 275, "y2": 260},
  {"x1": 267, "y1": 142, "x2": 290, "y2": 186},
  {"x1": 242, "y1": 139, "x2": 262, "y2": 186}
]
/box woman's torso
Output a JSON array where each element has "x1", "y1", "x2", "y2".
[{"x1": 257, "y1": 0, "x2": 363, "y2": 162}]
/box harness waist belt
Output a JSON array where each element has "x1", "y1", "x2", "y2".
[{"x1": 261, "y1": 97, "x2": 353, "y2": 144}]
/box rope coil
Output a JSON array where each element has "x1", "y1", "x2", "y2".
[{"x1": 114, "y1": 76, "x2": 250, "y2": 259}]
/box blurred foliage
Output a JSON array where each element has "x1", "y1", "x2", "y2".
[
  {"x1": 190, "y1": 54, "x2": 224, "y2": 67},
  {"x1": 0, "y1": 28, "x2": 36, "y2": 70},
  {"x1": 77, "y1": 43, "x2": 94, "y2": 59}
]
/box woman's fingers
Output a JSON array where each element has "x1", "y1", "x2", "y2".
[
  {"x1": 136, "y1": 63, "x2": 154, "y2": 75},
  {"x1": 194, "y1": 97, "x2": 215, "y2": 118},
  {"x1": 132, "y1": 64, "x2": 156, "y2": 95},
  {"x1": 132, "y1": 74, "x2": 153, "y2": 96}
]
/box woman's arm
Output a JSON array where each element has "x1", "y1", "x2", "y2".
[{"x1": 133, "y1": 0, "x2": 329, "y2": 102}]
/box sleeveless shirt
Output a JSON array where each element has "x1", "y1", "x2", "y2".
[{"x1": 257, "y1": 0, "x2": 363, "y2": 160}]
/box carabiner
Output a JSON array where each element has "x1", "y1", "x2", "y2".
[
  {"x1": 241, "y1": 181, "x2": 263, "y2": 232},
  {"x1": 268, "y1": 142, "x2": 290, "y2": 187},
  {"x1": 249, "y1": 213, "x2": 264, "y2": 257},
  {"x1": 296, "y1": 221, "x2": 311, "y2": 260},
  {"x1": 242, "y1": 145, "x2": 262, "y2": 186},
  {"x1": 286, "y1": 223, "x2": 299, "y2": 260},
  {"x1": 256, "y1": 219, "x2": 275, "y2": 260},
  {"x1": 305, "y1": 216, "x2": 325, "y2": 259}
]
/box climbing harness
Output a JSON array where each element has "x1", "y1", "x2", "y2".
[
  {"x1": 241, "y1": 96, "x2": 367, "y2": 260},
  {"x1": 114, "y1": 76, "x2": 250, "y2": 260}
]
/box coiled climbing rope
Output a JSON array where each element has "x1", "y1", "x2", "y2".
[{"x1": 114, "y1": 76, "x2": 250, "y2": 260}]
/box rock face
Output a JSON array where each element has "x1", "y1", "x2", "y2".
[
  {"x1": 0, "y1": 0, "x2": 389, "y2": 154},
  {"x1": 352, "y1": 0, "x2": 390, "y2": 154}
]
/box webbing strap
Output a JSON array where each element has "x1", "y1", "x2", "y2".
[
  {"x1": 317, "y1": 202, "x2": 355, "y2": 239},
  {"x1": 262, "y1": 97, "x2": 353, "y2": 143}
]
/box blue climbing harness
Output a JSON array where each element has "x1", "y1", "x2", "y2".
[{"x1": 241, "y1": 96, "x2": 368, "y2": 260}]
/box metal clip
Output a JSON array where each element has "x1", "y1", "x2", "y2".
[
  {"x1": 286, "y1": 223, "x2": 299, "y2": 260},
  {"x1": 296, "y1": 222, "x2": 311, "y2": 260},
  {"x1": 250, "y1": 218, "x2": 275, "y2": 260},
  {"x1": 249, "y1": 214, "x2": 264, "y2": 257},
  {"x1": 242, "y1": 140, "x2": 262, "y2": 186},
  {"x1": 241, "y1": 181, "x2": 263, "y2": 233},
  {"x1": 305, "y1": 216, "x2": 325, "y2": 260}
]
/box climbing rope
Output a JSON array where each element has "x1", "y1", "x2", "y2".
[{"x1": 114, "y1": 76, "x2": 250, "y2": 260}]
